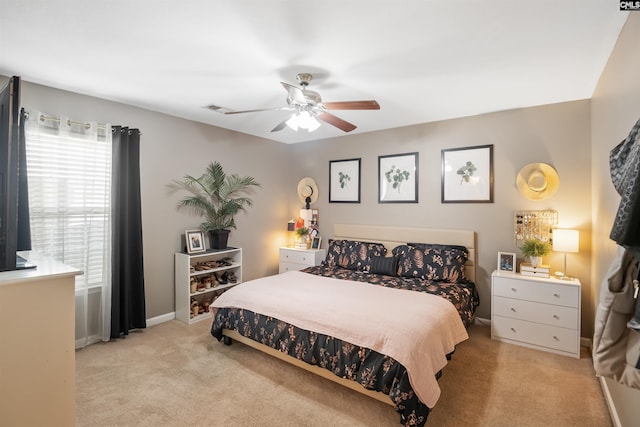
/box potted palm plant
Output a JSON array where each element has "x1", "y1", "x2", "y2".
[
  {"x1": 520, "y1": 238, "x2": 551, "y2": 267},
  {"x1": 168, "y1": 161, "x2": 261, "y2": 249}
]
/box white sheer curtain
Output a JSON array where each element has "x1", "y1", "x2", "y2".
[{"x1": 24, "y1": 111, "x2": 112, "y2": 348}]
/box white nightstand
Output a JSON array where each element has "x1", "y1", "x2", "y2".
[
  {"x1": 279, "y1": 247, "x2": 325, "y2": 273},
  {"x1": 491, "y1": 270, "x2": 581, "y2": 358}
]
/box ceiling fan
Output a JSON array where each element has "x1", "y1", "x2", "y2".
[{"x1": 217, "y1": 73, "x2": 380, "y2": 133}]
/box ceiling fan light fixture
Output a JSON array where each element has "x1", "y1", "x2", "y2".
[
  {"x1": 298, "y1": 111, "x2": 320, "y2": 132},
  {"x1": 286, "y1": 110, "x2": 321, "y2": 132},
  {"x1": 285, "y1": 113, "x2": 300, "y2": 131}
]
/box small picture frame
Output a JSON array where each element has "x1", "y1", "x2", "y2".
[
  {"x1": 311, "y1": 236, "x2": 322, "y2": 250},
  {"x1": 186, "y1": 230, "x2": 206, "y2": 254},
  {"x1": 497, "y1": 252, "x2": 516, "y2": 274}
]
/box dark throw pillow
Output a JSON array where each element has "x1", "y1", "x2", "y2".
[{"x1": 369, "y1": 255, "x2": 399, "y2": 276}]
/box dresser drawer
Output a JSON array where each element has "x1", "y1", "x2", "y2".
[
  {"x1": 493, "y1": 276, "x2": 579, "y2": 308},
  {"x1": 493, "y1": 296, "x2": 578, "y2": 329},
  {"x1": 278, "y1": 261, "x2": 307, "y2": 274},
  {"x1": 279, "y1": 249, "x2": 317, "y2": 266},
  {"x1": 492, "y1": 316, "x2": 578, "y2": 354}
]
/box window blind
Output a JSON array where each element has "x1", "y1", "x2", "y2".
[{"x1": 24, "y1": 116, "x2": 112, "y2": 292}]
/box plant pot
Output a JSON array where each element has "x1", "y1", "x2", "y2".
[
  {"x1": 209, "y1": 229, "x2": 230, "y2": 250},
  {"x1": 530, "y1": 256, "x2": 543, "y2": 267}
]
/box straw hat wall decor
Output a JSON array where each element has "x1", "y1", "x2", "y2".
[
  {"x1": 516, "y1": 163, "x2": 560, "y2": 200},
  {"x1": 297, "y1": 177, "x2": 318, "y2": 208}
]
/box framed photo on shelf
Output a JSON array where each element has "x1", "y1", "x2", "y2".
[
  {"x1": 329, "y1": 158, "x2": 361, "y2": 203},
  {"x1": 441, "y1": 144, "x2": 493, "y2": 203},
  {"x1": 497, "y1": 252, "x2": 516, "y2": 274},
  {"x1": 378, "y1": 152, "x2": 419, "y2": 203},
  {"x1": 185, "y1": 230, "x2": 206, "y2": 254},
  {"x1": 311, "y1": 236, "x2": 322, "y2": 250}
]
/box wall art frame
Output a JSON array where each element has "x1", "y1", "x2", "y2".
[
  {"x1": 329, "y1": 158, "x2": 361, "y2": 203},
  {"x1": 185, "y1": 230, "x2": 206, "y2": 254},
  {"x1": 441, "y1": 144, "x2": 494, "y2": 203},
  {"x1": 378, "y1": 152, "x2": 419, "y2": 203}
]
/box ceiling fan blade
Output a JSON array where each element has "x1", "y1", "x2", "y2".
[
  {"x1": 323, "y1": 100, "x2": 380, "y2": 110},
  {"x1": 223, "y1": 107, "x2": 289, "y2": 115},
  {"x1": 281, "y1": 82, "x2": 307, "y2": 105},
  {"x1": 317, "y1": 112, "x2": 357, "y2": 132},
  {"x1": 271, "y1": 120, "x2": 288, "y2": 132}
]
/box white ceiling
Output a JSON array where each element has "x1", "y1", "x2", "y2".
[{"x1": 0, "y1": 1, "x2": 629, "y2": 144}]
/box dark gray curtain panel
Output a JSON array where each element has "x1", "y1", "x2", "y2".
[{"x1": 111, "y1": 126, "x2": 146, "y2": 338}]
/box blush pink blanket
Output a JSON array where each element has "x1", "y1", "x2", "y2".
[{"x1": 210, "y1": 270, "x2": 468, "y2": 407}]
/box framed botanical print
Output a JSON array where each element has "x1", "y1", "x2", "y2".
[
  {"x1": 329, "y1": 158, "x2": 361, "y2": 203},
  {"x1": 378, "y1": 152, "x2": 419, "y2": 203},
  {"x1": 441, "y1": 144, "x2": 493, "y2": 203}
]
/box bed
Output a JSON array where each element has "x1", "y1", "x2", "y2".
[{"x1": 210, "y1": 224, "x2": 479, "y2": 426}]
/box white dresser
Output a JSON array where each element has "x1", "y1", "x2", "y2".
[
  {"x1": 279, "y1": 247, "x2": 325, "y2": 273},
  {"x1": 491, "y1": 270, "x2": 581, "y2": 358}
]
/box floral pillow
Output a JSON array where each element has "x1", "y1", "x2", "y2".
[
  {"x1": 392, "y1": 243, "x2": 468, "y2": 283},
  {"x1": 323, "y1": 239, "x2": 388, "y2": 272}
]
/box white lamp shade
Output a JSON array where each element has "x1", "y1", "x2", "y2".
[{"x1": 552, "y1": 229, "x2": 579, "y2": 253}]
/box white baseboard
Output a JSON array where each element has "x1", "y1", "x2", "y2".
[
  {"x1": 474, "y1": 317, "x2": 491, "y2": 326},
  {"x1": 580, "y1": 336, "x2": 592, "y2": 349},
  {"x1": 146, "y1": 312, "x2": 175, "y2": 327},
  {"x1": 599, "y1": 376, "x2": 622, "y2": 427}
]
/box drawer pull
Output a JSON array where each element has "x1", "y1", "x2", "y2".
[
  {"x1": 553, "y1": 336, "x2": 559, "y2": 341},
  {"x1": 302, "y1": 257, "x2": 307, "y2": 261},
  {"x1": 510, "y1": 327, "x2": 516, "y2": 333},
  {"x1": 511, "y1": 288, "x2": 517, "y2": 292},
  {"x1": 553, "y1": 293, "x2": 560, "y2": 298},
  {"x1": 553, "y1": 314, "x2": 559, "y2": 320},
  {"x1": 510, "y1": 307, "x2": 517, "y2": 312}
]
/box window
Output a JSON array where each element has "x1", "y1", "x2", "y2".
[{"x1": 25, "y1": 112, "x2": 112, "y2": 347}]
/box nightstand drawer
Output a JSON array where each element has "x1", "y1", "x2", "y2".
[
  {"x1": 493, "y1": 296, "x2": 578, "y2": 329},
  {"x1": 279, "y1": 249, "x2": 318, "y2": 266},
  {"x1": 278, "y1": 261, "x2": 307, "y2": 273},
  {"x1": 492, "y1": 316, "x2": 578, "y2": 354},
  {"x1": 493, "y1": 276, "x2": 579, "y2": 308}
]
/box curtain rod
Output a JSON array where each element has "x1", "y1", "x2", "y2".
[{"x1": 25, "y1": 112, "x2": 108, "y2": 131}]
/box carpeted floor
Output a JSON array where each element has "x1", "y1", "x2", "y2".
[{"x1": 76, "y1": 320, "x2": 612, "y2": 426}]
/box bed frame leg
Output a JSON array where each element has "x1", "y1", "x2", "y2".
[{"x1": 223, "y1": 336, "x2": 232, "y2": 346}]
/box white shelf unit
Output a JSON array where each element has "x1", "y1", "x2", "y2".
[{"x1": 175, "y1": 247, "x2": 242, "y2": 324}]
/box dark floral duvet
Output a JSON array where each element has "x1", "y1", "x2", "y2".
[{"x1": 210, "y1": 265, "x2": 479, "y2": 427}]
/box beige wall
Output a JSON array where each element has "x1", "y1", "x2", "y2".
[
  {"x1": 591, "y1": 13, "x2": 640, "y2": 427},
  {"x1": 8, "y1": 79, "x2": 292, "y2": 319},
  {"x1": 288, "y1": 101, "x2": 592, "y2": 324},
  {"x1": 4, "y1": 77, "x2": 595, "y2": 327}
]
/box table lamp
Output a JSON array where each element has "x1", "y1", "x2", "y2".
[{"x1": 552, "y1": 229, "x2": 579, "y2": 280}]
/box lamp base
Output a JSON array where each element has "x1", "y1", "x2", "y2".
[{"x1": 555, "y1": 271, "x2": 576, "y2": 281}]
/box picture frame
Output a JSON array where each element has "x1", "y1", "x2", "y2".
[
  {"x1": 378, "y1": 152, "x2": 419, "y2": 203},
  {"x1": 497, "y1": 252, "x2": 516, "y2": 274},
  {"x1": 441, "y1": 144, "x2": 494, "y2": 203},
  {"x1": 311, "y1": 236, "x2": 322, "y2": 250},
  {"x1": 185, "y1": 230, "x2": 206, "y2": 254},
  {"x1": 329, "y1": 158, "x2": 361, "y2": 203}
]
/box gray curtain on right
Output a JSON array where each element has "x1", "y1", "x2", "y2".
[{"x1": 110, "y1": 126, "x2": 146, "y2": 338}]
